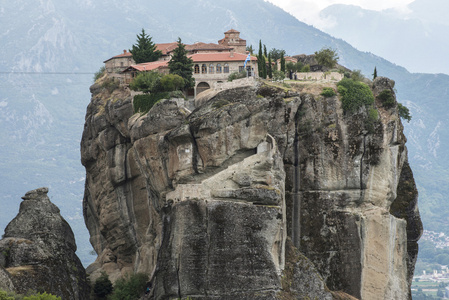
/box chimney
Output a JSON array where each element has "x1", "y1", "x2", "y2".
[
  {"x1": 230, "y1": 49, "x2": 234, "y2": 58},
  {"x1": 124, "y1": 50, "x2": 127, "y2": 54}
]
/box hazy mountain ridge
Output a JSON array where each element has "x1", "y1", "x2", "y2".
[{"x1": 0, "y1": 0, "x2": 448, "y2": 266}]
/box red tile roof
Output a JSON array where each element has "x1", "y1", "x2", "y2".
[
  {"x1": 103, "y1": 50, "x2": 133, "y2": 63},
  {"x1": 225, "y1": 29, "x2": 240, "y2": 34},
  {"x1": 156, "y1": 43, "x2": 179, "y2": 55},
  {"x1": 122, "y1": 61, "x2": 168, "y2": 72},
  {"x1": 189, "y1": 52, "x2": 256, "y2": 63},
  {"x1": 186, "y1": 42, "x2": 231, "y2": 51}
]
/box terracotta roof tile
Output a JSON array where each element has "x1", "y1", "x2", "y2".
[
  {"x1": 103, "y1": 50, "x2": 133, "y2": 63},
  {"x1": 189, "y1": 52, "x2": 256, "y2": 63},
  {"x1": 122, "y1": 61, "x2": 168, "y2": 72}
]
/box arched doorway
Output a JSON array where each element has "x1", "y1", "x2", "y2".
[{"x1": 196, "y1": 82, "x2": 210, "y2": 95}]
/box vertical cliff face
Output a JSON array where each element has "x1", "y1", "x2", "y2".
[
  {"x1": 0, "y1": 188, "x2": 90, "y2": 299},
  {"x1": 81, "y1": 76, "x2": 421, "y2": 299}
]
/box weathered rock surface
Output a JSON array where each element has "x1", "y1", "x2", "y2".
[
  {"x1": 0, "y1": 187, "x2": 90, "y2": 299},
  {"x1": 81, "y1": 76, "x2": 421, "y2": 299}
]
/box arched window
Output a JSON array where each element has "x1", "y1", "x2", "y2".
[
  {"x1": 223, "y1": 64, "x2": 229, "y2": 73},
  {"x1": 194, "y1": 64, "x2": 200, "y2": 74},
  {"x1": 209, "y1": 64, "x2": 215, "y2": 74},
  {"x1": 201, "y1": 64, "x2": 207, "y2": 74},
  {"x1": 216, "y1": 64, "x2": 222, "y2": 73}
]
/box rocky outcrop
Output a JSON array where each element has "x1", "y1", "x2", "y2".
[
  {"x1": 81, "y1": 76, "x2": 421, "y2": 299},
  {"x1": 0, "y1": 187, "x2": 90, "y2": 299}
]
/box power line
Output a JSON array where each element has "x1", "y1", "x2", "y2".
[{"x1": 0, "y1": 71, "x2": 95, "y2": 75}]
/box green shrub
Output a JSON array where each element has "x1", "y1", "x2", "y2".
[
  {"x1": 93, "y1": 272, "x2": 113, "y2": 299},
  {"x1": 101, "y1": 78, "x2": 120, "y2": 93},
  {"x1": 300, "y1": 64, "x2": 310, "y2": 72},
  {"x1": 130, "y1": 71, "x2": 162, "y2": 93},
  {"x1": 377, "y1": 89, "x2": 396, "y2": 108},
  {"x1": 337, "y1": 78, "x2": 374, "y2": 113},
  {"x1": 133, "y1": 92, "x2": 169, "y2": 114},
  {"x1": 398, "y1": 103, "x2": 412, "y2": 122},
  {"x1": 0, "y1": 290, "x2": 14, "y2": 300},
  {"x1": 321, "y1": 87, "x2": 336, "y2": 97},
  {"x1": 272, "y1": 70, "x2": 285, "y2": 82},
  {"x1": 23, "y1": 292, "x2": 61, "y2": 300},
  {"x1": 350, "y1": 70, "x2": 365, "y2": 82},
  {"x1": 228, "y1": 71, "x2": 246, "y2": 82},
  {"x1": 160, "y1": 74, "x2": 185, "y2": 92},
  {"x1": 366, "y1": 107, "x2": 379, "y2": 133},
  {"x1": 110, "y1": 273, "x2": 148, "y2": 300},
  {"x1": 94, "y1": 66, "x2": 105, "y2": 82}
]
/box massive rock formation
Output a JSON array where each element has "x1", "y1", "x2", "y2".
[
  {"x1": 0, "y1": 187, "x2": 90, "y2": 299},
  {"x1": 81, "y1": 76, "x2": 422, "y2": 299}
]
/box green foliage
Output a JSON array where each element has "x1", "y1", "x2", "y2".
[
  {"x1": 366, "y1": 107, "x2": 379, "y2": 133},
  {"x1": 398, "y1": 102, "x2": 412, "y2": 122},
  {"x1": 246, "y1": 45, "x2": 254, "y2": 55},
  {"x1": 350, "y1": 69, "x2": 365, "y2": 82},
  {"x1": 314, "y1": 47, "x2": 339, "y2": 68},
  {"x1": 160, "y1": 74, "x2": 185, "y2": 92},
  {"x1": 101, "y1": 78, "x2": 120, "y2": 93},
  {"x1": 268, "y1": 48, "x2": 286, "y2": 63},
  {"x1": 129, "y1": 29, "x2": 162, "y2": 64},
  {"x1": 280, "y1": 52, "x2": 285, "y2": 73},
  {"x1": 337, "y1": 78, "x2": 374, "y2": 113},
  {"x1": 93, "y1": 66, "x2": 105, "y2": 82},
  {"x1": 130, "y1": 72, "x2": 185, "y2": 94},
  {"x1": 94, "y1": 272, "x2": 113, "y2": 299},
  {"x1": 133, "y1": 92, "x2": 168, "y2": 114},
  {"x1": 377, "y1": 89, "x2": 396, "y2": 108},
  {"x1": 109, "y1": 273, "x2": 148, "y2": 300},
  {"x1": 267, "y1": 53, "x2": 273, "y2": 79},
  {"x1": 258, "y1": 40, "x2": 264, "y2": 78},
  {"x1": 0, "y1": 290, "x2": 61, "y2": 300},
  {"x1": 168, "y1": 38, "x2": 194, "y2": 90},
  {"x1": 23, "y1": 292, "x2": 61, "y2": 300},
  {"x1": 373, "y1": 66, "x2": 377, "y2": 80},
  {"x1": 227, "y1": 71, "x2": 246, "y2": 82},
  {"x1": 129, "y1": 71, "x2": 162, "y2": 93},
  {"x1": 300, "y1": 64, "x2": 310, "y2": 72},
  {"x1": 272, "y1": 70, "x2": 285, "y2": 82},
  {"x1": 0, "y1": 290, "x2": 14, "y2": 300},
  {"x1": 321, "y1": 87, "x2": 336, "y2": 97}
]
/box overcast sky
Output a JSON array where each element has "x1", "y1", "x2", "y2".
[{"x1": 265, "y1": 0, "x2": 415, "y2": 29}]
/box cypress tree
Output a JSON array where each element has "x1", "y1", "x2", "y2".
[
  {"x1": 373, "y1": 67, "x2": 378, "y2": 80},
  {"x1": 258, "y1": 40, "x2": 263, "y2": 78},
  {"x1": 280, "y1": 52, "x2": 285, "y2": 73},
  {"x1": 129, "y1": 29, "x2": 162, "y2": 64},
  {"x1": 267, "y1": 53, "x2": 273, "y2": 79},
  {"x1": 168, "y1": 38, "x2": 194, "y2": 90}
]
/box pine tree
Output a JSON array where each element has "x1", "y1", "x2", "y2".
[
  {"x1": 129, "y1": 29, "x2": 162, "y2": 64},
  {"x1": 168, "y1": 38, "x2": 194, "y2": 90},
  {"x1": 373, "y1": 67, "x2": 378, "y2": 80}
]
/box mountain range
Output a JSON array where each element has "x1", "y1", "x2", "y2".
[
  {"x1": 319, "y1": 0, "x2": 449, "y2": 74},
  {"x1": 1, "y1": 0, "x2": 448, "y2": 266}
]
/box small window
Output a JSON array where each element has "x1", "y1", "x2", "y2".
[
  {"x1": 194, "y1": 64, "x2": 200, "y2": 74},
  {"x1": 239, "y1": 66, "x2": 244, "y2": 73},
  {"x1": 209, "y1": 64, "x2": 215, "y2": 74},
  {"x1": 224, "y1": 64, "x2": 229, "y2": 73},
  {"x1": 216, "y1": 64, "x2": 222, "y2": 73},
  {"x1": 202, "y1": 64, "x2": 207, "y2": 74},
  {"x1": 120, "y1": 62, "x2": 124, "y2": 67}
]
